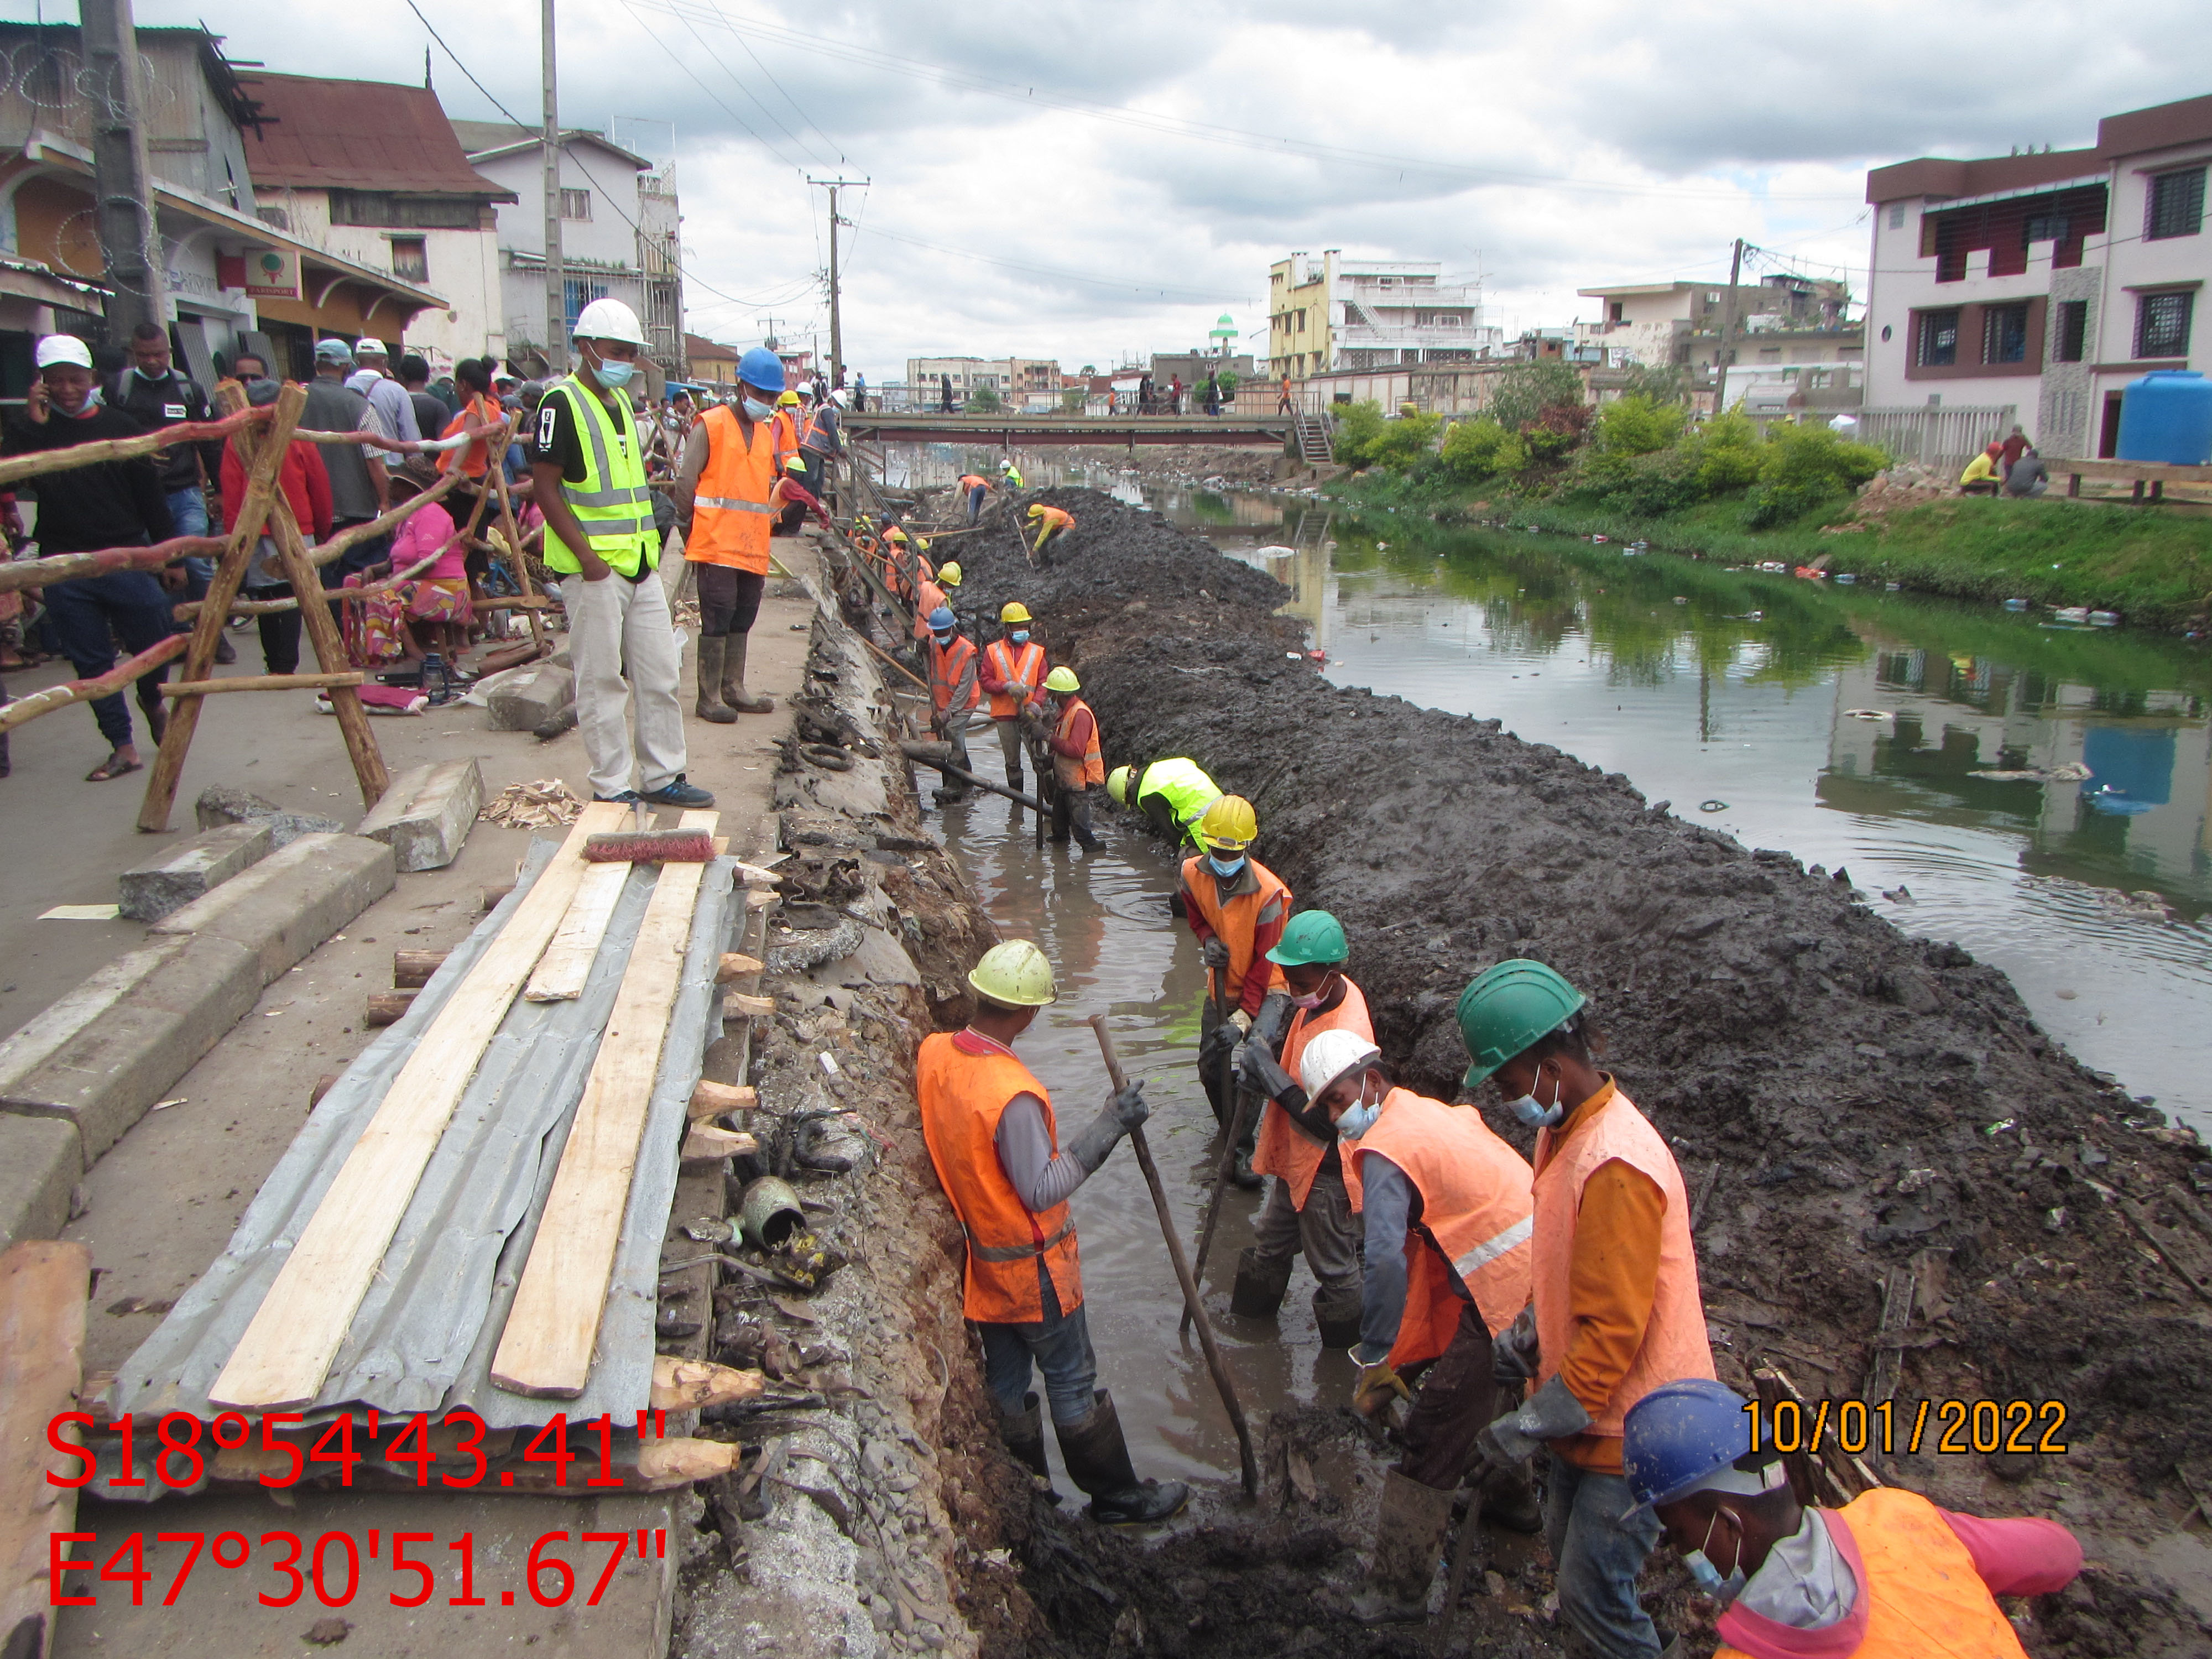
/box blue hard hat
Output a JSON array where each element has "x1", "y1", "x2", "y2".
[
  {"x1": 737, "y1": 347, "x2": 785, "y2": 393},
  {"x1": 1620, "y1": 1379, "x2": 1756, "y2": 1520},
  {"x1": 927, "y1": 606, "x2": 956, "y2": 633}
]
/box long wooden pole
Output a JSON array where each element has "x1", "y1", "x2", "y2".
[
  {"x1": 264, "y1": 494, "x2": 389, "y2": 808},
  {"x1": 159, "y1": 671, "x2": 363, "y2": 696},
  {"x1": 0, "y1": 408, "x2": 260, "y2": 488},
  {"x1": 168, "y1": 471, "x2": 468, "y2": 617},
  {"x1": 486, "y1": 434, "x2": 549, "y2": 650},
  {"x1": 1181, "y1": 972, "x2": 1250, "y2": 1337},
  {"x1": 0, "y1": 634, "x2": 186, "y2": 733},
  {"x1": 0, "y1": 534, "x2": 228, "y2": 596},
  {"x1": 858, "y1": 632, "x2": 929, "y2": 692},
  {"x1": 1088, "y1": 1015, "x2": 1258, "y2": 1498}
]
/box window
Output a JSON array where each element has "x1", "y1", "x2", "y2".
[
  {"x1": 1917, "y1": 309, "x2": 1959, "y2": 367},
  {"x1": 1983, "y1": 303, "x2": 2031, "y2": 364},
  {"x1": 2147, "y1": 168, "x2": 2205, "y2": 241},
  {"x1": 390, "y1": 237, "x2": 428, "y2": 284},
  {"x1": 562, "y1": 276, "x2": 608, "y2": 329},
  {"x1": 2054, "y1": 300, "x2": 2089, "y2": 362},
  {"x1": 328, "y1": 191, "x2": 478, "y2": 229},
  {"x1": 1887, "y1": 204, "x2": 1906, "y2": 229},
  {"x1": 1609, "y1": 300, "x2": 1625, "y2": 322},
  {"x1": 560, "y1": 187, "x2": 593, "y2": 221},
  {"x1": 2022, "y1": 212, "x2": 2069, "y2": 245},
  {"x1": 2136, "y1": 290, "x2": 2194, "y2": 359}
]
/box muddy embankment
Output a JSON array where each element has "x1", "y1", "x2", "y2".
[{"x1": 919, "y1": 484, "x2": 2212, "y2": 1657}]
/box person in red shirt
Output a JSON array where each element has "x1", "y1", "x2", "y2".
[{"x1": 221, "y1": 378, "x2": 332, "y2": 675}]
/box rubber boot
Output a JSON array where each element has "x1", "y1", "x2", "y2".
[
  {"x1": 1350, "y1": 1468, "x2": 1455, "y2": 1624},
  {"x1": 1313, "y1": 1284, "x2": 1365, "y2": 1349},
  {"x1": 1008, "y1": 765, "x2": 1024, "y2": 795},
  {"x1": 722, "y1": 633, "x2": 773, "y2": 714},
  {"x1": 1053, "y1": 1390, "x2": 1189, "y2": 1526},
  {"x1": 998, "y1": 1391, "x2": 1060, "y2": 1499},
  {"x1": 1481, "y1": 1459, "x2": 1544, "y2": 1535},
  {"x1": 694, "y1": 635, "x2": 738, "y2": 723},
  {"x1": 1229, "y1": 1246, "x2": 1293, "y2": 1319}
]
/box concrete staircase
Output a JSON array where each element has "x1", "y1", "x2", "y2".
[{"x1": 1293, "y1": 410, "x2": 1334, "y2": 465}]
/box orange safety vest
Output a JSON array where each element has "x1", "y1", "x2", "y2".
[
  {"x1": 912, "y1": 577, "x2": 949, "y2": 640},
  {"x1": 1350, "y1": 1088, "x2": 1535, "y2": 1370},
  {"x1": 1717, "y1": 1489, "x2": 2030, "y2": 1659},
  {"x1": 1034, "y1": 505, "x2": 1074, "y2": 531},
  {"x1": 439, "y1": 393, "x2": 504, "y2": 479},
  {"x1": 915, "y1": 1032, "x2": 1082, "y2": 1323},
  {"x1": 772, "y1": 408, "x2": 800, "y2": 460},
  {"x1": 958, "y1": 473, "x2": 988, "y2": 492},
  {"x1": 930, "y1": 633, "x2": 980, "y2": 715},
  {"x1": 1051, "y1": 695, "x2": 1104, "y2": 789},
  {"x1": 1255, "y1": 978, "x2": 1373, "y2": 1209},
  {"x1": 983, "y1": 638, "x2": 1046, "y2": 720},
  {"x1": 1181, "y1": 855, "x2": 1291, "y2": 1003},
  {"x1": 1531, "y1": 1084, "x2": 1714, "y2": 1437},
  {"x1": 687, "y1": 405, "x2": 779, "y2": 575}
]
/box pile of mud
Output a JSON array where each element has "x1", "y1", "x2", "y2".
[{"x1": 925, "y1": 487, "x2": 2212, "y2": 1657}]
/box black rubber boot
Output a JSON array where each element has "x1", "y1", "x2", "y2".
[
  {"x1": 1229, "y1": 1246, "x2": 1293, "y2": 1319},
  {"x1": 1314, "y1": 1285, "x2": 1365, "y2": 1349},
  {"x1": 1053, "y1": 1390, "x2": 1189, "y2": 1526},
  {"x1": 1232, "y1": 1146, "x2": 1263, "y2": 1190},
  {"x1": 695, "y1": 635, "x2": 738, "y2": 723},
  {"x1": 722, "y1": 633, "x2": 773, "y2": 714},
  {"x1": 1008, "y1": 765, "x2": 1024, "y2": 795},
  {"x1": 1350, "y1": 1469, "x2": 1455, "y2": 1623},
  {"x1": 999, "y1": 1392, "x2": 1060, "y2": 1499},
  {"x1": 1481, "y1": 1459, "x2": 1544, "y2": 1534}
]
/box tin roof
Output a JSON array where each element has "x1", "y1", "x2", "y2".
[{"x1": 238, "y1": 72, "x2": 516, "y2": 200}]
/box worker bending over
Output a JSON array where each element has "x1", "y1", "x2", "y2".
[
  {"x1": 1106, "y1": 757, "x2": 1222, "y2": 852},
  {"x1": 1230, "y1": 911, "x2": 1371, "y2": 1348},
  {"x1": 959, "y1": 472, "x2": 991, "y2": 524},
  {"x1": 927, "y1": 604, "x2": 980, "y2": 805},
  {"x1": 671, "y1": 345, "x2": 789, "y2": 722},
  {"x1": 911, "y1": 559, "x2": 961, "y2": 643},
  {"x1": 1038, "y1": 666, "x2": 1102, "y2": 849},
  {"x1": 1299, "y1": 1031, "x2": 1538, "y2": 1621},
  {"x1": 979, "y1": 602, "x2": 1046, "y2": 794},
  {"x1": 1181, "y1": 795, "x2": 1291, "y2": 1185},
  {"x1": 917, "y1": 941, "x2": 1189, "y2": 1526},
  {"x1": 1623, "y1": 1379, "x2": 2080, "y2": 1657},
  {"x1": 1464, "y1": 962, "x2": 1714, "y2": 1659},
  {"x1": 1028, "y1": 503, "x2": 1074, "y2": 557}
]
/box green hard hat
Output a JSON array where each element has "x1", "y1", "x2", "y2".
[
  {"x1": 1457, "y1": 959, "x2": 1587, "y2": 1087},
  {"x1": 1268, "y1": 909, "x2": 1348, "y2": 967}
]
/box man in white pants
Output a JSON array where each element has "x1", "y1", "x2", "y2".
[{"x1": 529, "y1": 299, "x2": 712, "y2": 808}]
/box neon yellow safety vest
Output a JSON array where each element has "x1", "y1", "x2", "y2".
[
  {"x1": 1139, "y1": 758, "x2": 1221, "y2": 847},
  {"x1": 540, "y1": 376, "x2": 659, "y2": 578}
]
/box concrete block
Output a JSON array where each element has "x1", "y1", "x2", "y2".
[
  {"x1": 487, "y1": 661, "x2": 574, "y2": 731},
  {"x1": 152, "y1": 832, "x2": 395, "y2": 984},
  {"x1": 0, "y1": 1114, "x2": 81, "y2": 1246},
  {"x1": 0, "y1": 934, "x2": 260, "y2": 1165},
  {"x1": 194, "y1": 785, "x2": 344, "y2": 849},
  {"x1": 117, "y1": 821, "x2": 275, "y2": 922},
  {"x1": 357, "y1": 757, "x2": 483, "y2": 872}
]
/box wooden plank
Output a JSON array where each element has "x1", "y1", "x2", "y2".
[
  {"x1": 688, "y1": 1079, "x2": 757, "y2": 1119},
  {"x1": 491, "y1": 810, "x2": 720, "y2": 1399},
  {"x1": 265, "y1": 494, "x2": 389, "y2": 810},
  {"x1": 210, "y1": 800, "x2": 631, "y2": 1411},
  {"x1": 159, "y1": 671, "x2": 364, "y2": 696},
  {"x1": 0, "y1": 1241, "x2": 91, "y2": 1659},
  {"x1": 524, "y1": 858, "x2": 633, "y2": 1002}
]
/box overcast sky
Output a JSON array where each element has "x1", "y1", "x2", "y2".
[{"x1": 22, "y1": 1, "x2": 2212, "y2": 380}]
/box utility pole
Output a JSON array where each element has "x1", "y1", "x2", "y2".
[
  {"x1": 1710, "y1": 237, "x2": 1745, "y2": 416},
  {"x1": 80, "y1": 0, "x2": 162, "y2": 340},
  {"x1": 807, "y1": 176, "x2": 867, "y2": 389},
  {"x1": 541, "y1": 0, "x2": 566, "y2": 373}
]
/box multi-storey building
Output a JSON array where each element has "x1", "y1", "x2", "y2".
[{"x1": 1267, "y1": 252, "x2": 1496, "y2": 375}]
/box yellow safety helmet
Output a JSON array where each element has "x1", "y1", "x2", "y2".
[
  {"x1": 783, "y1": 452, "x2": 807, "y2": 473},
  {"x1": 1000, "y1": 601, "x2": 1032, "y2": 625},
  {"x1": 1198, "y1": 794, "x2": 1257, "y2": 853},
  {"x1": 1044, "y1": 665, "x2": 1080, "y2": 695},
  {"x1": 1106, "y1": 765, "x2": 1135, "y2": 807},
  {"x1": 777, "y1": 389, "x2": 801, "y2": 406},
  {"x1": 938, "y1": 561, "x2": 963, "y2": 587},
  {"x1": 1026, "y1": 503, "x2": 1046, "y2": 518},
  {"x1": 916, "y1": 536, "x2": 932, "y2": 554},
  {"x1": 967, "y1": 939, "x2": 1057, "y2": 1008},
  {"x1": 885, "y1": 525, "x2": 908, "y2": 543}
]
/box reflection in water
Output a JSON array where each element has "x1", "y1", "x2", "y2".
[{"x1": 1284, "y1": 521, "x2": 2212, "y2": 1130}]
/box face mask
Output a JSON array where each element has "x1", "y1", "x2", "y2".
[
  {"x1": 1010, "y1": 630, "x2": 1029, "y2": 645},
  {"x1": 1206, "y1": 853, "x2": 1245, "y2": 879},
  {"x1": 591, "y1": 353, "x2": 637, "y2": 389},
  {"x1": 133, "y1": 364, "x2": 166, "y2": 381},
  {"x1": 1505, "y1": 1064, "x2": 1564, "y2": 1129},
  {"x1": 1288, "y1": 973, "x2": 1336, "y2": 1011},
  {"x1": 742, "y1": 396, "x2": 774, "y2": 421},
  {"x1": 1684, "y1": 1509, "x2": 1748, "y2": 1605},
  {"x1": 1335, "y1": 1078, "x2": 1381, "y2": 1140},
  {"x1": 933, "y1": 630, "x2": 953, "y2": 646}
]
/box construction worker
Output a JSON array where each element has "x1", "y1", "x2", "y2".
[
  {"x1": 798, "y1": 386, "x2": 844, "y2": 507},
  {"x1": 916, "y1": 940, "x2": 1189, "y2": 1526},
  {"x1": 529, "y1": 298, "x2": 711, "y2": 808},
  {"x1": 1038, "y1": 665, "x2": 1102, "y2": 849},
  {"x1": 979, "y1": 602, "x2": 1046, "y2": 794},
  {"x1": 1027, "y1": 503, "x2": 1074, "y2": 557},
  {"x1": 1229, "y1": 911, "x2": 1370, "y2": 1348},
  {"x1": 1299, "y1": 1029, "x2": 1538, "y2": 1623},
  {"x1": 1181, "y1": 795, "x2": 1290, "y2": 1182},
  {"x1": 910, "y1": 556, "x2": 952, "y2": 644},
  {"x1": 926, "y1": 603, "x2": 980, "y2": 805},
  {"x1": 671, "y1": 344, "x2": 789, "y2": 724},
  {"x1": 1105, "y1": 758, "x2": 1222, "y2": 852},
  {"x1": 1623, "y1": 1379, "x2": 2081, "y2": 1657},
  {"x1": 1000, "y1": 457, "x2": 1024, "y2": 491},
  {"x1": 959, "y1": 472, "x2": 991, "y2": 524},
  {"x1": 1463, "y1": 961, "x2": 1715, "y2": 1659}
]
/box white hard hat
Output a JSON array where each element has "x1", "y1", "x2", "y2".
[
  {"x1": 1299, "y1": 1029, "x2": 1381, "y2": 1101},
  {"x1": 353, "y1": 337, "x2": 389, "y2": 357},
  {"x1": 34, "y1": 335, "x2": 92, "y2": 370},
  {"x1": 572, "y1": 296, "x2": 648, "y2": 346}
]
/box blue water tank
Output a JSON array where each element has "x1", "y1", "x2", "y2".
[{"x1": 2114, "y1": 370, "x2": 2212, "y2": 465}]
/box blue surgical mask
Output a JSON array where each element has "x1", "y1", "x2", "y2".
[
  {"x1": 1010, "y1": 630, "x2": 1030, "y2": 645},
  {"x1": 742, "y1": 397, "x2": 774, "y2": 421},
  {"x1": 1335, "y1": 1078, "x2": 1381, "y2": 1140},
  {"x1": 1206, "y1": 853, "x2": 1245, "y2": 879},
  {"x1": 933, "y1": 629, "x2": 953, "y2": 646},
  {"x1": 592, "y1": 356, "x2": 637, "y2": 389},
  {"x1": 1505, "y1": 1066, "x2": 1564, "y2": 1130},
  {"x1": 1684, "y1": 1510, "x2": 1748, "y2": 1605}
]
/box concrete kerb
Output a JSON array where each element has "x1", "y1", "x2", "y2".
[
  {"x1": 356, "y1": 756, "x2": 483, "y2": 872},
  {"x1": 117, "y1": 821, "x2": 275, "y2": 922},
  {"x1": 0, "y1": 1113, "x2": 82, "y2": 1248},
  {"x1": 487, "y1": 660, "x2": 575, "y2": 731},
  {"x1": 150, "y1": 831, "x2": 396, "y2": 983}
]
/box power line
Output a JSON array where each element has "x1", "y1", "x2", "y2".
[
  {"x1": 694, "y1": 0, "x2": 847, "y2": 168},
  {"x1": 618, "y1": 0, "x2": 812, "y2": 173}
]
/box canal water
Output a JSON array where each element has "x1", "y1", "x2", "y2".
[{"x1": 906, "y1": 455, "x2": 2212, "y2": 1487}]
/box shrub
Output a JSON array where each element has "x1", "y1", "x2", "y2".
[
  {"x1": 1592, "y1": 394, "x2": 1687, "y2": 457},
  {"x1": 1439, "y1": 416, "x2": 1526, "y2": 483},
  {"x1": 1369, "y1": 410, "x2": 1443, "y2": 470},
  {"x1": 1331, "y1": 400, "x2": 1387, "y2": 467},
  {"x1": 1572, "y1": 446, "x2": 1704, "y2": 517},
  {"x1": 1740, "y1": 421, "x2": 1890, "y2": 528},
  {"x1": 1488, "y1": 360, "x2": 1587, "y2": 435},
  {"x1": 1687, "y1": 411, "x2": 1764, "y2": 494}
]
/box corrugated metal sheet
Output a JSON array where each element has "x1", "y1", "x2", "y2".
[
  {"x1": 111, "y1": 838, "x2": 735, "y2": 1437},
  {"x1": 239, "y1": 72, "x2": 515, "y2": 197}
]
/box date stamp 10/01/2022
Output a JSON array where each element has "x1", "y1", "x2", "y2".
[{"x1": 1745, "y1": 1397, "x2": 2069, "y2": 1459}]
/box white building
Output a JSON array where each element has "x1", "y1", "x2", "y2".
[
  {"x1": 1267, "y1": 252, "x2": 1498, "y2": 376},
  {"x1": 1864, "y1": 93, "x2": 2212, "y2": 460},
  {"x1": 904, "y1": 356, "x2": 1062, "y2": 410}
]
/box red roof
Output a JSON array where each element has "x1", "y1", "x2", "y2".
[
  {"x1": 238, "y1": 72, "x2": 514, "y2": 199},
  {"x1": 684, "y1": 334, "x2": 740, "y2": 363}
]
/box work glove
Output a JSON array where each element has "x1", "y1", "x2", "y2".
[
  {"x1": 1349, "y1": 1350, "x2": 1412, "y2": 1419},
  {"x1": 1066, "y1": 1081, "x2": 1149, "y2": 1175},
  {"x1": 1198, "y1": 1020, "x2": 1239, "y2": 1072},
  {"x1": 1492, "y1": 1305, "x2": 1540, "y2": 1386},
  {"x1": 1201, "y1": 937, "x2": 1231, "y2": 971},
  {"x1": 1110, "y1": 1079, "x2": 1150, "y2": 1131},
  {"x1": 1478, "y1": 1374, "x2": 1592, "y2": 1466},
  {"x1": 1239, "y1": 1041, "x2": 1306, "y2": 1110},
  {"x1": 1225, "y1": 1040, "x2": 1248, "y2": 1083},
  {"x1": 1229, "y1": 1008, "x2": 1253, "y2": 1036}
]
